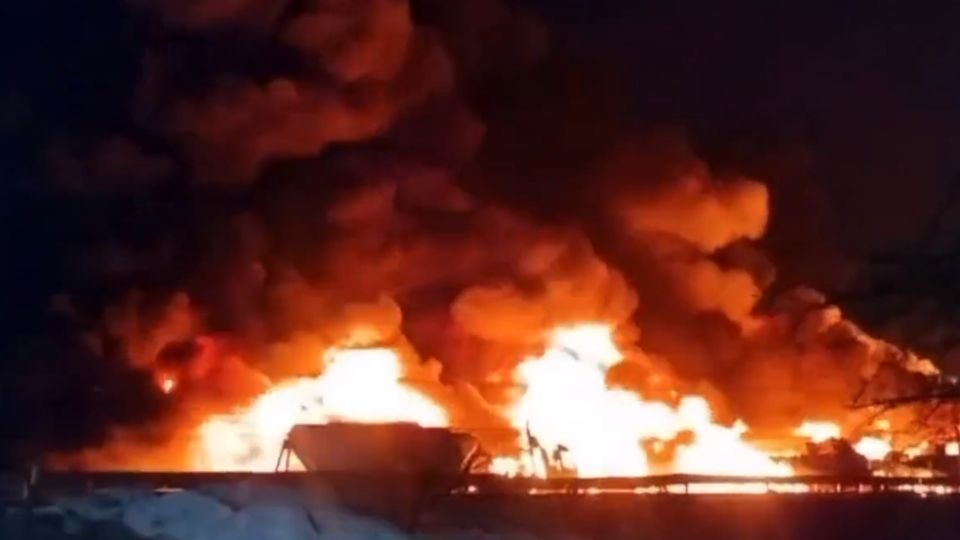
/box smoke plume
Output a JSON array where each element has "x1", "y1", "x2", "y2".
[{"x1": 0, "y1": 0, "x2": 936, "y2": 467}]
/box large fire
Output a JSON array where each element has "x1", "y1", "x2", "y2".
[
  {"x1": 485, "y1": 324, "x2": 791, "y2": 478},
  {"x1": 505, "y1": 324, "x2": 658, "y2": 477},
  {"x1": 794, "y1": 421, "x2": 841, "y2": 443},
  {"x1": 853, "y1": 436, "x2": 893, "y2": 462},
  {"x1": 194, "y1": 347, "x2": 447, "y2": 471},
  {"x1": 21, "y1": 0, "x2": 956, "y2": 497},
  {"x1": 190, "y1": 323, "x2": 800, "y2": 478}
]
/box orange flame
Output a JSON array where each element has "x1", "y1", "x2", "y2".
[
  {"x1": 853, "y1": 436, "x2": 892, "y2": 461},
  {"x1": 188, "y1": 323, "x2": 798, "y2": 479},
  {"x1": 794, "y1": 420, "x2": 841, "y2": 443},
  {"x1": 194, "y1": 347, "x2": 446, "y2": 471},
  {"x1": 158, "y1": 374, "x2": 177, "y2": 394},
  {"x1": 496, "y1": 324, "x2": 792, "y2": 478}
]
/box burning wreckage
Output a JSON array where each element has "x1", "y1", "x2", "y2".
[
  {"x1": 273, "y1": 367, "x2": 960, "y2": 486},
  {"x1": 8, "y1": 329, "x2": 960, "y2": 540},
  {"x1": 7, "y1": 2, "x2": 960, "y2": 538},
  {"x1": 15, "y1": 330, "x2": 960, "y2": 498}
]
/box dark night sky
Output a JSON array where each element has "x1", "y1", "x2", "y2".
[
  {"x1": 460, "y1": 0, "x2": 960, "y2": 355},
  {"x1": 521, "y1": 1, "x2": 960, "y2": 358},
  {"x1": 526, "y1": 1, "x2": 960, "y2": 244},
  {"x1": 5, "y1": 1, "x2": 960, "y2": 246},
  {"x1": 3, "y1": 0, "x2": 960, "y2": 462},
  {"x1": 4, "y1": 0, "x2": 960, "y2": 322}
]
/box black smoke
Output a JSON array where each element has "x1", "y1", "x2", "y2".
[{"x1": 2, "y1": 0, "x2": 958, "y2": 466}]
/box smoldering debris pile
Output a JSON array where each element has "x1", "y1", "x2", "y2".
[{"x1": 5, "y1": 483, "x2": 529, "y2": 540}]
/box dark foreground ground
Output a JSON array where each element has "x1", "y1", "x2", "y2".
[
  {"x1": 424, "y1": 493, "x2": 960, "y2": 539},
  {"x1": 4, "y1": 492, "x2": 960, "y2": 540},
  {"x1": 3, "y1": 473, "x2": 960, "y2": 539}
]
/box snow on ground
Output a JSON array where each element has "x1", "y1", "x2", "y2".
[
  {"x1": 49, "y1": 483, "x2": 406, "y2": 539},
  {"x1": 5, "y1": 482, "x2": 540, "y2": 540}
]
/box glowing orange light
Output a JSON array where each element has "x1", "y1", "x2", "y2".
[
  {"x1": 496, "y1": 323, "x2": 792, "y2": 478},
  {"x1": 853, "y1": 436, "x2": 892, "y2": 461},
  {"x1": 160, "y1": 375, "x2": 177, "y2": 394},
  {"x1": 904, "y1": 442, "x2": 928, "y2": 458},
  {"x1": 194, "y1": 347, "x2": 447, "y2": 471},
  {"x1": 189, "y1": 323, "x2": 800, "y2": 480},
  {"x1": 794, "y1": 420, "x2": 841, "y2": 443}
]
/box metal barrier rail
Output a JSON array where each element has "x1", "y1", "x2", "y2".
[{"x1": 3, "y1": 471, "x2": 960, "y2": 500}]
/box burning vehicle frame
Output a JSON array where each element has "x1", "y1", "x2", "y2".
[
  {"x1": 14, "y1": 418, "x2": 960, "y2": 502},
  {"x1": 9, "y1": 5, "x2": 960, "y2": 540},
  {"x1": 26, "y1": 330, "x2": 960, "y2": 503},
  {"x1": 12, "y1": 377, "x2": 960, "y2": 536}
]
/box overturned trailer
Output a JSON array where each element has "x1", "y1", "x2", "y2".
[
  {"x1": 279, "y1": 422, "x2": 482, "y2": 475},
  {"x1": 273, "y1": 422, "x2": 484, "y2": 526},
  {"x1": 12, "y1": 421, "x2": 960, "y2": 534}
]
